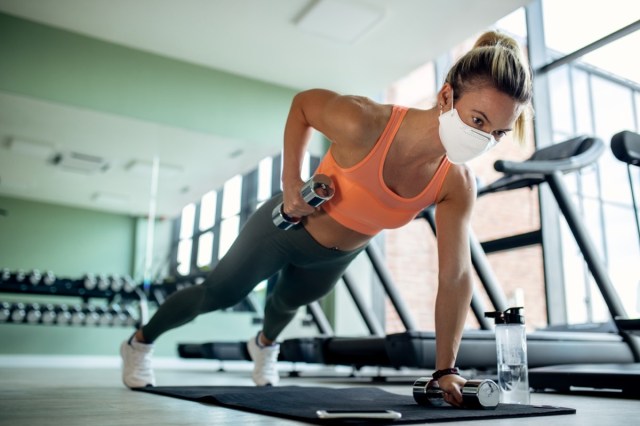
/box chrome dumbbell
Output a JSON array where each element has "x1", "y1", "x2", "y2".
[
  {"x1": 272, "y1": 174, "x2": 334, "y2": 230},
  {"x1": 83, "y1": 273, "x2": 97, "y2": 291},
  {"x1": 41, "y1": 304, "x2": 57, "y2": 325},
  {"x1": 25, "y1": 303, "x2": 42, "y2": 324},
  {"x1": 42, "y1": 271, "x2": 56, "y2": 286},
  {"x1": 97, "y1": 275, "x2": 110, "y2": 292},
  {"x1": 122, "y1": 275, "x2": 136, "y2": 293},
  {"x1": 413, "y1": 378, "x2": 500, "y2": 409},
  {"x1": 28, "y1": 270, "x2": 42, "y2": 285},
  {"x1": 10, "y1": 303, "x2": 27, "y2": 323},
  {"x1": 0, "y1": 302, "x2": 11, "y2": 323}
]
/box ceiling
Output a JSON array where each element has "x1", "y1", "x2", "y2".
[{"x1": 0, "y1": 0, "x2": 530, "y2": 217}]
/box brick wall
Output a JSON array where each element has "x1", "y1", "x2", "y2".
[{"x1": 383, "y1": 137, "x2": 549, "y2": 333}]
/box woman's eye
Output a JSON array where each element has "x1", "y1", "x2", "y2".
[
  {"x1": 472, "y1": 117, "x2": 484, "y2": 127},
  {"x1": 494, "y1": 130, "x2": 507, "y2": 140}
]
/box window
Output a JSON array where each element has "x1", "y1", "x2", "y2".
[
  {"x1": 172, "y1": 154, "x2": 317, "y2": 276},
  {"x1": 541, "y1": 0, "x2": 640, "y2": 320},
  {"x1": 177, "y1": 203, "x2": 196, "y2": 275},
  {"x1": 199, "y1": 190, "x2": 217, "y2": 231},
  {"x1": 542, "y1": 0, "x2": 640, "y2": 56}
]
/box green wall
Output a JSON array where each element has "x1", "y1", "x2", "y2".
[
  {"x1": 0, "y1": 13, "x2": 304, "y2": 357},
  {"x1": 0, "y1": 196, "x2": 135, "y2": 276},
  {"x1": 0, "y1": 12, "x2": 297, "y2": 145}
]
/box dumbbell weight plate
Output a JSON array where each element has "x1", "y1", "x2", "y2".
[{"x1": 462, "y1": 380, "x2": 500, "y2": 409}]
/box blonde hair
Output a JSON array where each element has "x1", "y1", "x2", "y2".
[{"x1": 445, "y1": 30, "x2": 533, "y2": 143}]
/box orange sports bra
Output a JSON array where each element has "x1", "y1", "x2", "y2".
[{"x1": 314, "y1": 105, "x2": 452, "y2": 236}]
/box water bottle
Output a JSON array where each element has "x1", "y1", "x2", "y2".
[{"x1": 485, "y1": 307, "x2": 530, "y2": 404}]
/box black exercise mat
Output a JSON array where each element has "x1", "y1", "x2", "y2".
[{"x1": 135, "y1": 385, "x2": 575, "y2": 425}]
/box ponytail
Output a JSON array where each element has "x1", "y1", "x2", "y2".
[{"x1": 445, "y1": 30, "x2": 533, "y2": 144}]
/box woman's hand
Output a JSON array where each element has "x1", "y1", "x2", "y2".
[
  {"x1": 282, "y1": 179, "x2": 316, "y2": 219},
  {"x1": 436, "y1": 374, "x2": 467, "y2": 408}
]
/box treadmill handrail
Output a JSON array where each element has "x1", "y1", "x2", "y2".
[
  {"x1": 494, "y1": 136, "x2": 604, "y2": 175},
  {"x1": 611, "y1": 130, "x2": 640, "y2": 166}
]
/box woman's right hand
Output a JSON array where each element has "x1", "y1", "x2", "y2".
[{"x1": 282, "y1": 179, "x2": 316, "y2": 219}]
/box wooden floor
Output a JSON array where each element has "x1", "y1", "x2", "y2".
[{"x1": 0, "y1": 356, "x2": 638, "y2": 426}]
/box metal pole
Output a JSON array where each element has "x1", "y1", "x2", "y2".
[
  {"x1": 364, "y1": 243, "x2": 418, "y2": 332},
  {"x1": 342, "y1": 271, "x2": 385, "y2": 337},
  {"x1": 306, "y1": 301, "x2": 334, "y2": 336},
  {"x1": 547, "y1": 171, "x2": 627, "y2": 319},
  {"x1": 626, "y1": 165, "x2": 640, "y2": 252}
]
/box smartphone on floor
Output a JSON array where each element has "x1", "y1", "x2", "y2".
[{"x1": 316, "y1": 409, "x2": 402, "y2": 420}]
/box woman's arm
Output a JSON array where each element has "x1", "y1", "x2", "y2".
[
  {"x1": 432, "y1": 165, "x2": 477, "y2": 406},
  {"x1": 281, "y1": 89, "x2": 373, "y2": 218}
]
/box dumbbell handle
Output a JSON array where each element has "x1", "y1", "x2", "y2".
[
  {"x1": 272, "y1": 174, "x2": 334, "y2": 230},
  {"x1": 413, "y1": 378, "x2": 500, "y2": 409}
]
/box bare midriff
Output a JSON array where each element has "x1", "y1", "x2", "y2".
[{"x1": 302, "y1": 208, "x2": 372, "y2": 251}]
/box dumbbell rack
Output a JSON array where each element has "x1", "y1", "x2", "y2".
[{"x1": 0, "y1": 268, "x2": 147, "y2": 329}]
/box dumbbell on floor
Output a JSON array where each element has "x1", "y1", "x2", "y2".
[
  {"x1": 272, "y1": 174, "x2": 334, "y2": 230},
  {"x1": 413, "y1": 377, "x2": 500, "y2": 409}
]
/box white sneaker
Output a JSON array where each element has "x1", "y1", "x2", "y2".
[
  {"x1": 120, "y1": 337, "x2": 156, "y2": 388},
  {"x1": 247, "y1": 334, "x2": 280, "y2": 386}
]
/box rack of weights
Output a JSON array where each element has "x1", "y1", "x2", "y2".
[{"x1": 0, "y1": 268, "x2": 147, "y2": 328}]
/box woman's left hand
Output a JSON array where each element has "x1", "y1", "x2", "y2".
[{"x1": 435, "y1": 374, "x2": 467, "y2": 408}]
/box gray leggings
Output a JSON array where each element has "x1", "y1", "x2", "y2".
[{"x1": 141, "y1": 194, "x2": 364, "y2": 343}]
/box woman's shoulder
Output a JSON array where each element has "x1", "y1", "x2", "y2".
[
  {"x1": 437, "y1": 162, "x2": 477, "y2": 206},
  {"x1": 327, "y1": 95, "x2": 393, "y2": 146}
]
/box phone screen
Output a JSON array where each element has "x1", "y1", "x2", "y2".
[{"x1": 316, "y1": 410, "x2": 402, "y2": 420}]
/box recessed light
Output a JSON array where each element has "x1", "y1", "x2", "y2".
[
  {"x1": 295, "y1": 0, "x2": 385, "y2": 44},
  {"x1": 126, "y1": 160, "x2": 183, "y2": 177},
  {"x1": 6, "y1": 137, "x2": 55, "y2": 160},
  {"x1": 92, "y1": 192, "x2": 128, "y2": 205}
]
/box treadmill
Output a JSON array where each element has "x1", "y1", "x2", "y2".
[
  {"x1": 177, "y1": 135, "x2": 639, "y2": 381},
  {"x1": 528, "y1": 131, "x2": 640, "y2": 395}
]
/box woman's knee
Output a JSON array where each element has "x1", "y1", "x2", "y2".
[{"x1": 199, "y1": 283, "x2": 249, "y2": 312}]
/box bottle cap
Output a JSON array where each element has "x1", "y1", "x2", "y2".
[{"x1": 484, "y1": 306, "x2": 525, "y2": 325}]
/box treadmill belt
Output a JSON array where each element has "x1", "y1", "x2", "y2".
[
  {"x1": 135, "y1": 385, "x2": 575, "y2": 424},
  {"x1": 530, "y1": 363, "x2": 640, "y2": 395}
]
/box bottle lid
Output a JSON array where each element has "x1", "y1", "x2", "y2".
[{"x1": 484, "y1": 307, "x2": 525, "y2": 325}]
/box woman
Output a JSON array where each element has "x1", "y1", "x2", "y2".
[{"x1": 121, "y1": 30, "x2": 532, "y2": 408}]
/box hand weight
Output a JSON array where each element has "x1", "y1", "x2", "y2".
[
  {"x1": 272, "y1": 174, "x2": 334, "y2": 230},
  {"x1": 413, "y1": 377, "x2": 500, "y2": 409}
]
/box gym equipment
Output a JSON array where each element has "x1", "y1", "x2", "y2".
[
  {"x1": 40, "y1": 304, "x2": 56, "y2": 325},
  {"x1": 413, "y1": 378, "x2": 500, "y2": 409},
  {"x1": 0, "y1": 302, "x2": 10, "y2": 322},
  {"x1": 179, "y1": 135, "x2": 638, "y2": 381},
  {"x1": 135, "y1": 385, "x2": 575, "y2": 424},
  {"x1": 529, "y1": 363, "x2": 640, "y2": 395},
  {"x1": 26, "y1": 303, "x2": 42, "y2": 324},
  {"x1": 611, "y1": 130, "x2": 640, "y2": 249},
  {"x1": 272, "y1": 174, "x2": 334, "y2": 230},
  {"x1": 526, "y1": 132, "x2": 640, "y2": 396}
]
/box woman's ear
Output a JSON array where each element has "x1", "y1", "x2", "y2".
[{"x1": 438, "y1": 83, "x2": 453, "y2": 109}]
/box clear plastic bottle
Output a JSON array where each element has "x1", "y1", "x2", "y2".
[{"x1": 485, "y1": 307, "x2": 530, "y2": 404}]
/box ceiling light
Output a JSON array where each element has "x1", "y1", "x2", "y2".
[
  {"x1": 295, "y1": 0, "x2": 385, "y2": 44},
  {"x1": 51, "y1": 152, "x2": 109, "y2": 174},
  {"x1": 6, "y1": 137, "x2": 55, "y2": 160},
  {"x1": 92, "y1": 192, "x2": 128, "y2": 205},
  {"x1": 125, "y1": 160, "x2": 183, "y2": 177}
]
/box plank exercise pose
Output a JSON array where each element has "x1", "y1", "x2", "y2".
[{"x1": 121, "y1": 30, "x2": 532, "y2": 408}]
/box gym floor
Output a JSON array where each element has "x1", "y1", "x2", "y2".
[{"x1": 0, "y1": 356, "x2": 637, "y2": 426}]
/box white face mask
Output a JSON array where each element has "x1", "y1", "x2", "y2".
[{"x1": 439, "y1": 105, "x2": 497, "y2": 164}]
